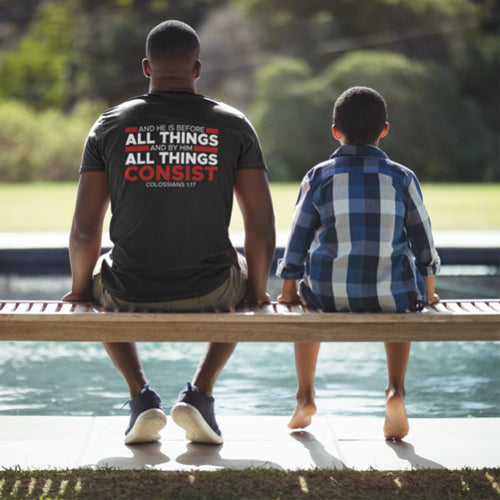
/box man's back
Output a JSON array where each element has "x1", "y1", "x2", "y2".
[{"x1": 81, "y1": 92, "x2": 266, "y2": 302}]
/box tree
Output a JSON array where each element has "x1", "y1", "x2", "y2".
[
  {"x1": 0, "y1": 1, "x2": 77, "y2": 108},
  {"x1": 250, "y1": 57, "x2": 330, "y2": 181},
  {"x1": 0, "y1": 0, "x2": 221, "y2": 108},
  {"x1": 234, "y1": 0, "x2": 477, "y2": 67},
  {"x1": 251, "y1": 51, "x2": 498, "y2": 182}
]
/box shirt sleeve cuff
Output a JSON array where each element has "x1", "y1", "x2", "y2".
[{"x1": 275, "y1": 258, "x2": 304, "y2": 280}]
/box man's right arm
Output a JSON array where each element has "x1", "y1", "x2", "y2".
[
  {"x1": 62, "y1": 171, "x2": 110, "y2": 302},
  {"x1": 234, "y1": 168, "x2": 275, "y2": 305}
]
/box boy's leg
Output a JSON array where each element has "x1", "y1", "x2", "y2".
[
  {"x1": 384, "y1": 341, "x2": 411, "y2": 440},
  {"x1": 288, "y1": 342, "x2": 321, "y2": 429}
]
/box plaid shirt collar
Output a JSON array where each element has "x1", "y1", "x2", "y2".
[{"x1": 330, "y1": 144, "x2": 388, "y2": 160}]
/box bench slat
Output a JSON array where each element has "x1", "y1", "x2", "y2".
[
  {"x1": 489, "y1": 301, "x2": 500, "y2": 313},
  {"x1": 0, "y1": 299, "x2": 498, "y2": 343}
]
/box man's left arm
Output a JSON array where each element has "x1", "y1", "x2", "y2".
[
  {"x1": 234, "y1": 168, "x2": 275, "y2": 305},
  {"x1": 62, "y1": 171, "x2": 110, "y2": 302}
]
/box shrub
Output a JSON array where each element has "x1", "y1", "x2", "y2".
[
  {"x1": 250, "y1": 51, "x2": 498, "y2": 182},
  {"x1": 319, "y1": 51, "x2": 498, "y2": 182},
  {"x1": 250, "y1": 57, "x2": 331, "y2": 181},
  {"x1": 0, "y1": 100, "x2": 102, "y2": 181}
]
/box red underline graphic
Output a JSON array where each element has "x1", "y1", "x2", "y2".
[{"x1": 193, "y1": 146, "x2": 218, "y2": 153}]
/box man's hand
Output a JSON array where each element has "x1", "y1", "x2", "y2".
[
  {"x1": 243, "y1": 291, "x2": 271, "y2": 307},
  {"x1": 61, "y1": 291, "x2": 92, "y2": 302}
]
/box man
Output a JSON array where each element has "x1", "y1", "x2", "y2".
[{"x1": 63, "y1": 20, "x2": 275, "y2": 445}]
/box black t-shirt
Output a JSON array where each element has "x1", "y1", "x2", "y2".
[{"x1": 80, "y1": 91, "x2": 266, "y2": 302}]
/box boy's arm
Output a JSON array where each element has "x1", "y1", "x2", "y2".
[
  {"x1": 423, "y1": 275, "x2": 440, "y2": 305},
  {"x1": 234, "y1": 168, "x2": 275, "y2": 305},
  {"x1": 275, "y1": 173, "x2": 319, "y2": 298},
  {"x1": 278, "y1": 279, "x2": 301, "y2": 304},
  {"x1": 62, "y1": 171, "x2": 110, "y2": 302},
  {"x1": 405, "y1": 176, "x2": 440, "y2": 275}
]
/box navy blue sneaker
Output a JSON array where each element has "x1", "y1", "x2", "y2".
[
  {"x1": 124, "y1": 386, "x2": 167, "y2": 445},
  {"x1": 171, "y1": 383, "x2": 223, "y2": 444}
]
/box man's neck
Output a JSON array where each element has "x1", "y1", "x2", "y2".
[{"x1": 149, "y1": 77, "x2": 196, "y2": 94}]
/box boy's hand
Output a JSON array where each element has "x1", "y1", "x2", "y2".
[
  {"x1": 277, "y1": 293, "x2": 301, "y2": 304},
  {"x1": 423, "y1": 276, "x2": 439, "y2": 305},
  {"x1": 427, "y1": 292, "x2": 440, "y2": 305},
  {"x1": 278, "y1": 279, "x2": 301, "y2": 304}
]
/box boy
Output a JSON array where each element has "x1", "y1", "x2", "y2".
[{"x1": 276, "y1": 86, "x2": 440, "y2": 440}]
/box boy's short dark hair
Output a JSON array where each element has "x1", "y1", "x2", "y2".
[
  {"x1": 146, "y1": 20, "x2": 200, "y2": 62},
  {"x1": 333, "y1": 87, "x2": 387, "y2": 145}
]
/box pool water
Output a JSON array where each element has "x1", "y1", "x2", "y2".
[{"x1": 0, "y1": 273, "x2": 498, "y2": 419}]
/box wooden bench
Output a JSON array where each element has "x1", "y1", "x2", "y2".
[{"x1": 0, "y1": 299, "x2": 499, "y2": 343}]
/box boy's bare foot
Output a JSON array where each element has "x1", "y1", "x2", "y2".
[
  {"x1": 384, "y1": 390, "x2": 409, "y2": 441},
  {"x1": 288, "y1": 400, "x2": 317, "y2": 429}
]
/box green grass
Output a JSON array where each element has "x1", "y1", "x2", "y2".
[
  {"x1": 0, "y1": 468, "x2": 498, "y2": 499},
  {"x1": 0, "y1": 182, "x2": 498, "y2": 232},
  {"x1": 0, "y1": 182, "x2": 81, "y2": 232}
]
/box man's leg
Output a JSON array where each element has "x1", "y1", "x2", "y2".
[
  {"x1": 191, "y1": 342, "x2": 237, "y2": 396},
  {"x1": 171, "y1": 258, "x2": 246, "y2": 444},
  {"x1": 103, "y1": 342, "x2": 166, "y2": 444},
  {"x1": 384, "y1": 341, "x2": 411, "y2": 440},
  {"x1": 103, "y1": 342, "x2": 148, "y2": 398},
  {"x1": 171, "y1": 342, "x2": 236, "y2": 445}
]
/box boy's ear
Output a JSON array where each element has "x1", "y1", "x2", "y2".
[
  {"x1": 332, "y1": 125, "x2": 342, "y2": 141},
  {"x1": 380, "y1": 122, "x2": 390, "y2": 138}
]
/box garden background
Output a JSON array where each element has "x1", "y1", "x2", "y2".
[{"x1": 0, "y1": 0, "x2": 498, "y2": 187}]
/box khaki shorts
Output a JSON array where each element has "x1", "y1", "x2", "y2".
[{"x1": 92, "y1": 252, "x2": 247, "y2": 312}]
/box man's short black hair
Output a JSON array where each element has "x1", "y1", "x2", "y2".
[
  {"x1": 146, "y1": 20, "x2": 200, "y2": 62},
  {"x1": 333, "y1": 87, "x2": 388, "y2": 145}
]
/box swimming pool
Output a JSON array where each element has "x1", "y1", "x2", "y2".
[{"x1": 0, "y1": 272, "x2": 498, "y2": 420}]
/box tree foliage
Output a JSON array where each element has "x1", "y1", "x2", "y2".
[
  {"x1": 0, "y1": 0, "x2": 497, "y2": 181},
  {"x1": 251, "y1": 49, "x2": 498, "y2": 181},
  {"x1": 0, "y1": 1, "x2": 77, "y2": 108},
  {"x1": 244, "y1": 0, "x2": 499, "y2": 181},
  {"x1": 0, "y1": 100, "x2": 103, "y2": 182}
]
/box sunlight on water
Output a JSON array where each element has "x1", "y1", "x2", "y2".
[
  {"x1": 0, "y1": 340, "x2": 498, "y2": 419},
  {"x1": 0, "y1": 272, "x2": 498, "y2": 418}
]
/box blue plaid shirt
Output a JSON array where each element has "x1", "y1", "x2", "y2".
[{"x1": 276, "y1": 145, "x2": 440, "y2": 312}]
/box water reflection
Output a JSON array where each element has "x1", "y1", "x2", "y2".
[{"x1": 0, "y1": 272, "x2": 498, "y2": 418}]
